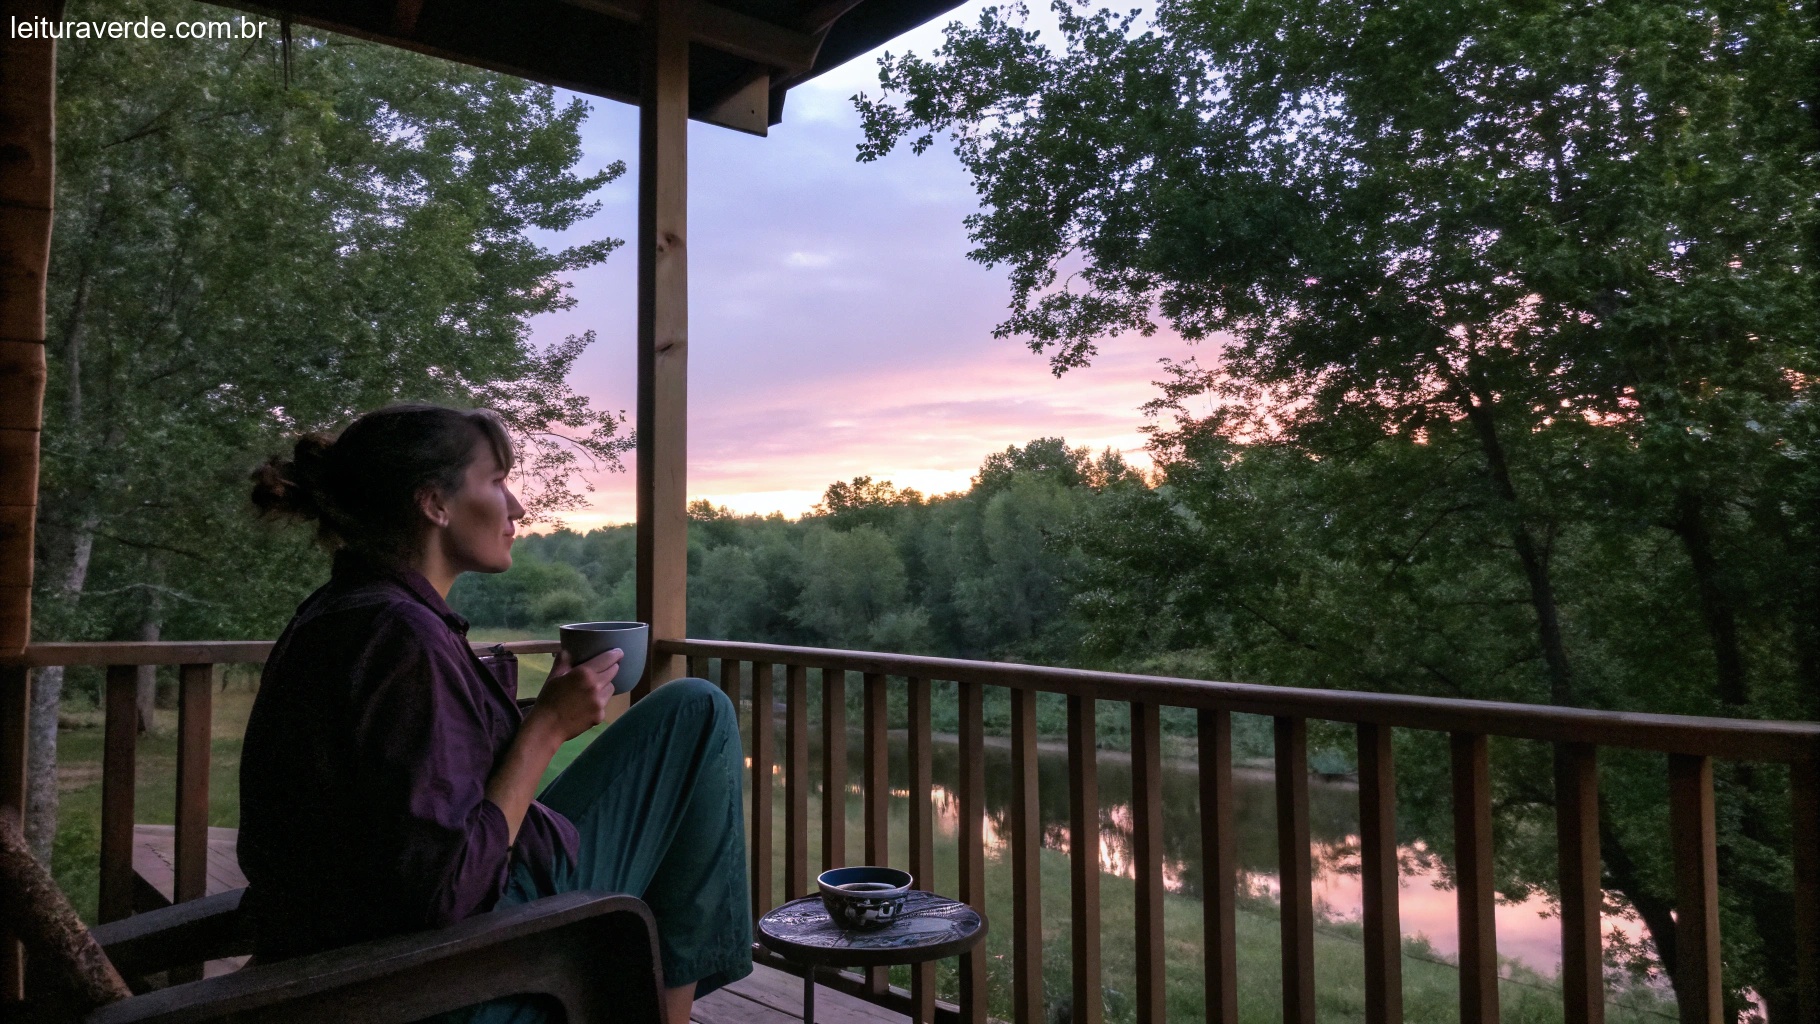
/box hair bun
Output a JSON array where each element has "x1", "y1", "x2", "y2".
[
  {"x1": 250, "y1": 433, "x2": 335, "y2": 522},
  {"x1": 248, "y1": 405, "x2": 514, "y2": 557}
]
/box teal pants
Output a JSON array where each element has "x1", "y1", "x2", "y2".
[{"x1": 454, "y1": 677, "x2": 754, "y2": 1023}]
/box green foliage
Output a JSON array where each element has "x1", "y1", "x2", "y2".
[
  {"x1": 460, "y1": 438, "x2": 1116, "y2": 665},
  {"x1": 847, "y1": 0, "x2": 1820, "y2": 1010},
  {"x1": 811, "y1": 476, "x2": 924, "y2": 531},
  {"x1": 450, "y1": 557, "x2": 599, "y2": 629},
  {"x1": 37, "y1": 0, "x2": 628, "y2": 645}
]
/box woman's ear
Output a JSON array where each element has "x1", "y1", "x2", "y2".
[{"x1": 417, "y1": 486, "x2": 452, "y2": 529}]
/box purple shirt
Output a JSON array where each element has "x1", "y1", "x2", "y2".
[{"x1": 238, "y1": 551, "x2": 578, "y2": 961}]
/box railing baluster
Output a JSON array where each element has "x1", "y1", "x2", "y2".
[
  {"x1": 1068, "y1": 695, "x2": 1104, "y2": 1024},
  {"x1": 718, "y1": 656, "x2": 739, "y2": 708},
  {"x1": 1275, "y1": 716, "x2": 1315, "y2": 1024},
  {"x1": 863, "y1": 671, "x2": 890, "y2": 994},
  {"x1": 688, "y1": 654, "x2": 708, "y2": 680},
  {"x1": 174, "y1": 663, "x2": 212, "y2": 905},
  {"x1": 166, "y1": 662, "x2": 214, "y2": 982},
  {"x1": 1358, "y1": 723, "x2": 1402, "y2": 1024},
  {"x1": 1011, "y1": 687, "x2": 1044, "y2": 1024},
  {"x1": 864, "y1": 672, "x2": 889, "y2": 865},
  {"x1": 750, "y1": 661, "x2": 774, "y2": 923},
  {"x1": 100, "y1": 663, "x2": 138, "y2": 923},
  {"x1": 909, "y1": 677, "x2": 937, "y2": 1024},
  {"x1": 1555, "y1": 742, "x2": 1602, "y2": 1024},
  {"x1": 1199, "y1": 710, "x2": 1237, "y2": 1024},
  {"x1": 822, "y1": 668, "x2": 847, "y2": 877},
  {"x1": 2, "y1": 664, "x2": 27, "y2": 1000},
  {"x1": 785, "y1": 663, "x2": 809, "y2": 900},
  {"x1": 1132, "y1": 701, "x2": 1165, "y2": 1024},
  {"x1": 52, "y1": 635, "x2": 1820, "y2": 1024},
  {"x1": 1669, "y1": 754, "x2": 1722, "y2": 1024},
  {"x1": 1795, "y1": 756, "x2": 1820, "y2": 1024},
  {"x1": 1452, "y1": 732, "x2": 1497, "y2": 1024},
  {"x1": 957, "y1": 679, "x2": 988, "y2": 1024}
]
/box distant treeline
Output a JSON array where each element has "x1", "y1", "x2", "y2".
[{"x1": 451, "y1": 438, "x2": 1130, "y2": 668}]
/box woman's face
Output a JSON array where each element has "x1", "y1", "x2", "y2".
[{"x1": 435, "y1": 439, "x2": 524, "y2": 575}]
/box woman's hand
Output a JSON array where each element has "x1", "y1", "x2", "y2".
[
  {"x1": 489, "y1": 649, "x2": 621, "y2": 844},
  {"x1": 526, "y1": 648, "x2": 622, "y2": 743}
]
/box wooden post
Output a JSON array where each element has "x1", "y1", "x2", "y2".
[
  {"x1": 785, "y1": 663, "x2": 809, "y2": 900},
  {"x1": 1795, "y1": 756, "x2": 1820, "y2": 1024},
  {"x1": 1275, "y1": 717, "x2": 1315, "y2": 1024},
  {"x1": 1669, "y1": 754, "x2": 1722, "y2": 1024},
  {"x1": 1555, "y1": 742, "x2": 1603, "y2": 1024},
  {"x1": 750, "y1": 661, "x2": 774, "y2": 922},
  {"x1": 1131, "y1": 702, "x2": 1165, "y2": 1024},
  {"x1": 821, "y1": 668, "x2": 846, "y2": 877},
  {"x1": 956, "y1": 680, "x2": 987, "y2": 1024},
  {"x1": 0, "y1": 0, "x2": 56, "y2": 658},
  {"x1": 862, "y1": 673, "x2": 889, "y2": 868},
  {"x1": 1452, "y1": 732, "x2": 1498, "y2": 1024},
  {"x1": 1358, "y1": 723, "x2": 1402, "y2": 1024},
  {"x1": 100, "y1": 666, "x2": 138, "y2": 923},
  {"x1": 908, "y1": 677, "x2": 936, "y2": 1024},
  {"x1": 1790, "y1": 756, "x2": 1820, "y2": 1024},
  {"x1": 174, "y1": 664, "x2": 213, "y2": 905},
  {"x1": 1198, "y1": 710, "x2": 1237, "y2": 1024},
  {"x1": 633, "y1": 0, "x2": 689, "y2": 699},
  {"x1": 1068, "y1": 695, "x2": 1104, "y2": 1024},
  {"x1": 719, "y1": 657, "x2": 740, "y2": 711},
  {"x1": 862, "y1": 671, "x2": 889, "y2": 995},
  {"x1": 1011, "y1": 687, "x2": 1043, "y2": 1024}
]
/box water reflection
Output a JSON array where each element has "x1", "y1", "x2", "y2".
[{"x1": 786, "y1": 723, "x2": 1653, "y2": 981}]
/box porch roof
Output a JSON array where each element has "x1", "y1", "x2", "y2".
[{"x1": 224, "y1": 0, "x2": 970, "y2": 134}]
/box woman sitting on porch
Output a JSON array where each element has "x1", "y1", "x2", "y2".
[{"x1": 240, "y1": 403, "x2": 752, "y2": 1024}]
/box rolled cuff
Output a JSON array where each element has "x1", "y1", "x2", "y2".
[{"x1": 421, "y1": 797, "x2": 513, "y2": 927}]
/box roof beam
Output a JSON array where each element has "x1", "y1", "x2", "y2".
[
  {"x1": 555, "y1": 0, "x2": 820, "y2": 73},
  {"x1": 700, "y1": 72, "x2": 769, "y2": 135}
]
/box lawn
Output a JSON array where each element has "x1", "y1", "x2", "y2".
[{"x1": 751, "y1": 762, "x2": 1676, "y2": 1024}]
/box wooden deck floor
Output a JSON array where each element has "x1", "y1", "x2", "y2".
[
  {"x1": 695, "y1": 964, "x2": 908, "y2": 1024},
  {"x1": 131, "y1": 825, "x2": 245, "y2": 904},
  {"x1": 131, "y1": 825, "x2": 909, "y2": 1022}
]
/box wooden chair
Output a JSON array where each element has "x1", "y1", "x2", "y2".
[
  {"x1": 1, "y1": 821, "x2": 663, "y2": 1024},
  {"x1": 79, "y1": 887, "x2": 664, "y2": 1024}
]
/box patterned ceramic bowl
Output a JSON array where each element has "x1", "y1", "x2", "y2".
[{"x1": 817, "y1": 866, "x2": 914, "y2": 931}]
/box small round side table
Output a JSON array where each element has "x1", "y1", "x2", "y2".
[{"x1": 755, "y1": 891, "x2": 987, "y2": 1024}]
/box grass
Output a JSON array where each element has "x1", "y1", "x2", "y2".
[
  {"x1": 746, "y1": 760, "x2": 1677, "y2": 1024},
  {"x1": 44, "y1": 647, "x2": 1674, "y2": 1024}
]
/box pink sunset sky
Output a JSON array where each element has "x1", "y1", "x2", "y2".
[{"x1": 524, "y1": 1, "x2": 1204, "y2": 529}]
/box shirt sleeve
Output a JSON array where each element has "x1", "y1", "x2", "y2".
[
  {"x1": 348, "y1": 608, "x2": 513, "y2": 929},
  {"x1": 510, "y1": 800, "x2": 580, "y2": 895}
]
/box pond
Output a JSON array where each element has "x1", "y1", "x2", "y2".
[{"x1": 755, "y1": 720, "x2": 1662, "y2": 991}]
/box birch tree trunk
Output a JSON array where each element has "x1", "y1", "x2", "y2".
[
  {"x1": 24, "y1": 523, "x2": 94, "y2": 864},
  {"x1": 134, "y1": 614, "x2": 159, "y2": 734}
]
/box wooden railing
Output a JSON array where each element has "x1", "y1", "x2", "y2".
[
  {"x1": 7, "y1": 637, "x2": 1820, "y2": 1024},
  {"x1": 655, "y1": 638, "x2": 1820, "y2": 1024}
]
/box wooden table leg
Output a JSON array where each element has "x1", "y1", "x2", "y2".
[{"x1": 802, "y1": 963, "x2": 815, "y2": 1024}]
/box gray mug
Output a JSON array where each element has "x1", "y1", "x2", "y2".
[{"x1": 558, "y1": 621, "x2": 649, "y2": 694}]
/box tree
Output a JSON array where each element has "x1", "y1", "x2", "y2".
[
  {"x1": 856, "y1": 0, "x2": 1819, "y2": 1011},
  {"x1": 792, "y1": 526, "x2": 913, "y2": 647},
  {"x1": 973, "y1": 437, "x2": 1089, "y2": 493},
  {"x1": 450, "y1": 558, "x2": 601, "y2": 629},
  {"x1": 691, "y1": 545, "x2": 770, "y2": 640},
  {"x1": 29, "y1": 0, "x2": 628, "y2": 863},
  {"x1": 812, "y1": 476, "x2": 924, "y2": 531}
]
